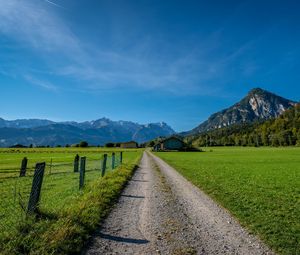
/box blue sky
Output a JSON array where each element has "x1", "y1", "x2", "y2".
[{"x1": 0, "y1": 0, "x2": 300, "y2": 131}]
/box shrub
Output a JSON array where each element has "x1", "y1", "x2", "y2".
[
  {"x1": 105, "y1": 142, "x2": 114, "y2": 148},
  {"x1": 79, "y1": 141, "x2": 88, "y2": 147}
]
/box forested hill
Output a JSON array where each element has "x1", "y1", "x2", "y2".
[{"x1": 187, "y1": 103, "x2": 300, "y2": 147}]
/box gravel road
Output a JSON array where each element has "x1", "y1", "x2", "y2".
[{"x1": 83, "y1": 151, "x2": 274, "y2": 255}]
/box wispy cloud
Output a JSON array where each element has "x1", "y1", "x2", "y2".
[
  {"x1": 0, "y1": 0, "x2": 81, "y2": 54},
  {"x1": 0, "y1": 0, "x2": 259, "y2": 96},
  {"x1": 44, "y1": 0, "x2": 66, "y2": 10},
  {"x1": 24, "y1": 75, "x2": 58, "y2": 92}
]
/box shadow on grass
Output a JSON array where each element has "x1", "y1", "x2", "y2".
[{"x1": 36, "y1": 210, "x2": 59, "y2": 221}]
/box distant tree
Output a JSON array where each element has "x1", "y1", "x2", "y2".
[
  {"x1": 29, "y1": 144, "x2": 33, "y2": 148},
  {"x1": 105, "y1": 142, "x2": 114, "y2": 147},
  {"x1": 296, "y1": 130, "x2": 300, "y2": 146},
  {"x1": 56, "y1": 145, "x2": 62, "y2": 148},
  {"x1": 234, "y1": 136, "x2": 241, "y2": 146},
  {"x1": 149, "y1": 141, "x2": 155, "y2": 147},
  {"x1": 65, "y1": 144, "x2": 70, "y2": 148},
  {"x1": 79, "y1": 141, "x2": 88, "y2": 147},
  {"x1": 10, "y1": 144, "x2": 27, "y2": 148}
]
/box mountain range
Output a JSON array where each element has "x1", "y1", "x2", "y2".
[
  {"x1": 185, "y1": 88, "x2": 297, "y2": 135},
  {"x1": 0, "y1": 118, "x2": 175, "y2": 147},
  {"x1": 0, "y1": 88, "x2": 297, "y2": 147}
]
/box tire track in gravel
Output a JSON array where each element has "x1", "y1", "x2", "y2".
[{"x1": 83, "y1": 151, "x2": 274, "y2": 255}]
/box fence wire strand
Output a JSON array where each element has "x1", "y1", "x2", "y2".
[{"x1": 0, "y1": 152, "x2": 123, "y2": 242}]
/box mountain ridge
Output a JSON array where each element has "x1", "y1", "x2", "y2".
[
  {"x1": 0, "y1": 117, "x2": 170, "y2": 130},
  {"x1": 187, "y1": 102, "x2": 300, "y2": 147},
  {"x1": 185, "y1": 88, "x2": 296, "y2": 135},
  {"x1": 0, "y1": 117, "x2": 175, "y2": 147}
]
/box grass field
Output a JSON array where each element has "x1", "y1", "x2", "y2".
[
  {"x1": 0, "y1": 147, "x2": 143, "y2": 254},
  {"x1": 155, "y1": 147, "x2": 300, "y2": 255},
  {"x1": 0, "y1": 147, "x2": 136, "y2": 178}
]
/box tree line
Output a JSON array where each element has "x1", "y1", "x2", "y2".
[{"x1": 187, "y1": 104, "x2": 300, "y2": 147}]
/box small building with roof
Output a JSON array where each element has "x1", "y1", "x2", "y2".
[
  {"x1": 120, "y1": 141, "x2": 138, "y2": 148},
  {"x1": 153, "y1": 136, "x2": 185, "y2": 151}
]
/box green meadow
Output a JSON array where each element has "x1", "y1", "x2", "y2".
[
  {"x1": 0, "y1": 147, "x2": 137, "y2": 178},
  {"x1": 155, "y1": 147, "x2": 300, "y2": 255},
  {"x1": 0, "y1": 147, "x2": 142, "y2": 254}
]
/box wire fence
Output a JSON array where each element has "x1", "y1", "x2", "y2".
[{"x1": 0, "y1": 152, "x2": 123, "y2": 242}]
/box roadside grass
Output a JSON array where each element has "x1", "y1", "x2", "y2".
[
  {"x1": 0, "y1": 148, "x2": 142, "y2": 254},
  {"x1": 154, "y1": 147, "x2": 300, "y2": 255}
]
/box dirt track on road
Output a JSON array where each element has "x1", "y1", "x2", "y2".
[{"x1": 83, "y1": 151, "x2": 274, "y2": 255}]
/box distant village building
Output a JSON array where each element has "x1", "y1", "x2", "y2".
[
  {"x1": 120, "y1": 141, "x2": 138, "y2": 148},
  {"x1": 153, "y1": 136, "x2": 185, "y2": 151},
  {"x1": 153, "y1": 143, "x2": 161, "y2": 151}
]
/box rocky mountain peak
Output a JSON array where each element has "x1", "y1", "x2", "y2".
[
  {"x1": 246, "y1": 88, "x2": 295, "y2": 118},
  {"x1": 186, "y1": 88, "x2": 296, "y2": 135},
  {"x1": 247, "y1": 87, "x2": 265, "y2": 96}
]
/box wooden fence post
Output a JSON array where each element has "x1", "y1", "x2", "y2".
[
  {"x1": 120, "y1": 152, "x2": 123, "y2": 164},
  {"x1": 49, "y1": 158, "x2": 53, "y2": 174},
  {"x1": 101, "y1": 154, "x2": 107, "y2": 177},
  {"x1": 19, "y1": 157, "x2": 28, "y2": 177},
  {"x1": 74, "y1": 154, "x2": 80, "y2": 173},
  {"x1": 27, "y1": 162, "x2": 46, "y2": 214},
  {"x1": 79, "y1": 157, "x2": 86, "y2": 189},
  {"x1": 112, "y1": 152, "x2": 115, "y2": 169}
]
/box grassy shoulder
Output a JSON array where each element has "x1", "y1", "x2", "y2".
[
  {"x1": 1, "y1": 152, "x2": 142, "y2": 255},
  {"x1": 154, "y1": 147, "x2": 300, "y2": 255}
]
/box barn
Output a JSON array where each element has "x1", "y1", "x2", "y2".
[
  {"x1": 153, "y1": 136, "x2": 185, "y2": 151},
  {"x1": 120, "y1": 141, "x2": 138, "y2": 148}
]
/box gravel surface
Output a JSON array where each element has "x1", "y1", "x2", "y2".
[{"x1": 83, "y1": 151, "x2": 274, "y2": 255}]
